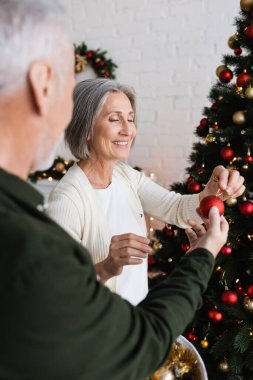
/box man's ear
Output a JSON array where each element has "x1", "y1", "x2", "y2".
[{"x1": 28, "y1": 61, "x2": 56, "y2": 116}]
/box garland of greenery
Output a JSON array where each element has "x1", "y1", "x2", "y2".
[{"x1": 29, "y1": 42, "x2": 117, "y2": 183}]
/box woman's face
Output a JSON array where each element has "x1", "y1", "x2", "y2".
[{"x1": 89, "y1": 92, "x2": 136, "y2": 162}]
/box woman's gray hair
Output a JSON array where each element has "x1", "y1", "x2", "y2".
[
  {"x1": 0, "y1": 0, "x2": 70, "y2": 95},
  {"x1": 65, "y1": 78, "x2": 137, "y2": 160}
]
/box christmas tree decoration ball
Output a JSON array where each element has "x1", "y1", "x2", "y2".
[
  {"x1": 187, "y1": 180, "x2": 201, "y2": 193},
  {"x1": 200, "y1": 339, "x2": 209, "y2": 349},
  {"x1": 221, "y1": 290, "x2": 238, "y2": 305},
  {"x1": 225, "y1": 197, "x2": 237, "y2": 207},
  {"x1": 241, "y1": 0, "x2": 253, "y2": 11},
  {"x1": 219, "y1": 68, "x2": 233, "y2": 84},
  {"x1": 244, "y1": 296, "x2": 253, "y2": 311},
  {"x1": 237, "y1": 72, "x2": 251, "y2": 87},
  {"x1": 181, "y1": 243, "x2": 190, "y2": 252},
  {"x1": 200, "y1": 118, "x2": 209, "y2": 127},
  {"x1": 239, "y1": 200, "x2": 253, "y2": 216},
  {"x1": 205, "y1": 134, "x2": 216, "y2": 143},
  {"x1": 245, "y1": 86, "x2": 253, "y2": 99},
  {"x1": 232, "y1": 110, "x2": 246, "y2": 125},
  {"x1": 227, "y1": 35, "x2": 238, "y2": 49},
  {"x1": 218, "y1": 361, "x2": 229, "y2": 373},
  {"x1": 216, "y1": 65, "x2": 226, "y2": 77},
  {"x1": 200, "y1": 195, "x2": 225, "y2": 218},
  {"x1": 245, "y1": 24, "x2": 253, "y2": 40},
  {"x1": 152, "y1": 240, "x2": 163, "y2": 251},
  {"x1": 221, "y1": 245, "x2": 233, "y2": 255},
  {"x1": 213, "y1": 122, "x2": 219, "y2": 129},
  {"x1": 220, "y1": 146, "x2": 235, "y2": 161},
  {"x1": 208, "y1": 309, "x2": 223, "y2": 323},
  {"x1": 245, "y1": 154, "x2": 253, "y2": 163},
  {"x1": 163, "y1": 226, "x2": 175, "y2": 238},
  {"x1": 234, "y1": 47, "x2": 242, "y2": 56},
  {"x1": 247, "y1": 284, "x2": 253, "y2": 297},
  {"x1": 186, "y1": 331, "x2": 198, "y2": 342},
  {"x1": 148, "y1": 255, "x2": 156, "y2": 266}
]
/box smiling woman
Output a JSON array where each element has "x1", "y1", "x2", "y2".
[{"x1": 46, "y1": 78, "x2": 245, "y2": 306}]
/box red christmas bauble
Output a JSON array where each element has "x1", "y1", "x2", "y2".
[
  {"x1": 247, "y1": 285, "x2": 253, "y2": 298},
  {"x1": 186, "y1": 331, "x2": 198, "y2": 341},
  {"x1": 148, "y1": 255, "x2": 156, "y2": 266},
  {"x1": 234, "y1": 47, "x2": 242, "y2": 56},
  {"x1": 211, "y1": 102, "x2": 217, "y2": 110},
  {"x1": 213, "y1": 122, "x2": 220, "y2": 129},
  {"x1": 237, "y1": 72, "x2": 251, "y2": 87},
  {"x1": 245, "y1": 24, "x2": 253, "y2": 40},
  {"x1": 208, "y1": 309, "x2": 223, "y2": 323},
  {"x1": 239, "y1": 200, "x2": 253, "y2": 216},
  {"x1": 221, "y1": 290, "x2": 238, "y2": 305},
  {"x1": 181, "y1": 243, "x2": 190, "y2": 252},
  {"x1": 219, "y1": 68, "x2": 233, "y2": 83},
  {"x1": 245, "y1": 155, "x2": 253, "y2": 163},
  {"x1": 220, "y1": 146, "x2": 235, "y2": 161},
  {"x1": 163, "y1": 226, "x2": 175, "y2": 238},
  {"x1": 200, "y1": 195, "x2": 225, "y2": 218},
  {"x1": 200, "y1": 118, "x2": 209, "y2": 127},
  {"x1": 187, "y1": 180, "x2": 201, "y2": 193},
  {"x1": 221, "y1": 245, "x2": 233, "y2": 256}
]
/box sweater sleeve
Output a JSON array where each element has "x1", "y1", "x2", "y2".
[
  {"x1": 47, "y1": 189, "x2": 83, "y2": 243},
  {"x1": 0, "y1": 213, "x2": 215, "y2": 380},
  {"x1": 134, "y1": 167, "x2": 203, "y2": 228}
]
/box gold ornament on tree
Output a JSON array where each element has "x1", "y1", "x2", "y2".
[
  {"x1": 205, "y1": 134, "x2": 216, "y2": 143},
  {"x1": 240, "y1": 0, "x2": 253, "y2": 12},
  {"x1": 152, "y1": 240, "x2": 163, "y2": 251},
  {"x1": 236, "y1": 86, "x2": 244, "y2": 94},
  {"x1": 225, "y1": 197, "x2": 237, "y2": 207},
  {"x1": 200, "y1": 339, "x2": 209, "y2": 349},
  {"x1": 245, "y1": 86, "x2": 253, "y2": 99},
  {"x1": 227, "y1": 35, "x2": 238, "y2": 49},
  {"x1": 216, "y1": 65, "x2": 226, "y2": 77},
  {"x1": 232, "y1": 110, "x2": 246, "y2": 125},
  {"x1": 244, "y1": 296, "x2": 253, "y2": 312},
  {"x1": 218, "y1": 359, "x2": 229, "y2": 373}
]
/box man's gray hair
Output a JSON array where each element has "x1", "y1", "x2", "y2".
[
  {"x1": 65, "y1": 78, "x2": 137, "y2": 160},
  {"x1": 0, "y1": 0, "x2": 70, "y2": 94}
]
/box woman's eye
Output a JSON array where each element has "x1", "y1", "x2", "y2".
[
  {"x1": 110, "y1": 118, "x2": 119, "y2": 122},
  {"x1": 128, "y1": 119, "x2": 134, "y2": 123}
]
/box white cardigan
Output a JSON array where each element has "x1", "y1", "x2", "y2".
[{"x1": 47, "y1": 162, "x2": 202, "y2": 292}]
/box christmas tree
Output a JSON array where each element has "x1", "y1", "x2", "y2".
[{"x1": 150, "y1": 1, "x2": 253, "y2": 379}]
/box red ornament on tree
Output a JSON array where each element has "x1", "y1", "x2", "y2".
[
  {"x1": 220, "y1": 146, "x2": 235, "y2": 161},
  {"x1": 181, "y1": 243, "x2": 190, "y2": 252},
  {"x1": 148, "y1": 255, "x2": 156, "y2": 266},
  {"x1": 234, "y1": 47, "x2": 242, "y2": 56},
  {"x1": 236, "y1": 72, "x2": 251, "y2": 87},
  {"x1": 213, "y1": 122, "x2": 220, "y2": 129},
  {"x1": 239, "y1": 200, "x2": 253, "y2": 216},
  {"x1": 187, "y1": 180, "x2": 201, "y2": 193},
  {"x1": 186, "y1": 331, "x2": 198, "y2": 342},
  {"x1": 208, "y1": 309, "x2": 223, "y2": 323},
  {"x1": 221, "y1": 245, "x2": 233, "y2": 256},
  {"x1": 163, "y1": 225, "x2": 175, "y2": 238},
  {"x1": 245, "y1": 155, "x2": 253, "y2": 163},
  {"x1": 221, "y1": 290, "x2": 238, "y2": 306},
  {"x1": 200, "y1": 118, "x2": 209, "y2": 127},
  {"x1": 211, "y1": 102, "x2": 217, "y2": 110},
  {"x1": 247, "y1": 285, "x2": 253, "y2": 298},
  {"x1": 245, "y1": 24, "x2": 253, "y2": 40},
  {"x1": 200, "y1": 195, "x2": 225, "y2": 218},
  {"x1": 219, "y1": 68, "x2": 233, "y2": 83}
]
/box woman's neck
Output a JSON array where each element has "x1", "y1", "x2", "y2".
[{"x1": 78, "y1": 158, "x2": 116, "y2": 189}]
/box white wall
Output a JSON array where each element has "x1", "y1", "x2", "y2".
[{"x1": 60, "y1": 0, "x2": 239, "y2": 188}]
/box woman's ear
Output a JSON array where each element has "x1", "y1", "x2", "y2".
[{"x1": 27, "y1": 60, "x2": 55, "y2": 116}]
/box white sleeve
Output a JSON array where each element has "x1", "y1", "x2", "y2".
[
  {"x1": 47, "y1": 190, "x2": 83, "y2": 243},
  {"x1": 136, "y1": 171, "x2": 203, "y2": 228}
]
